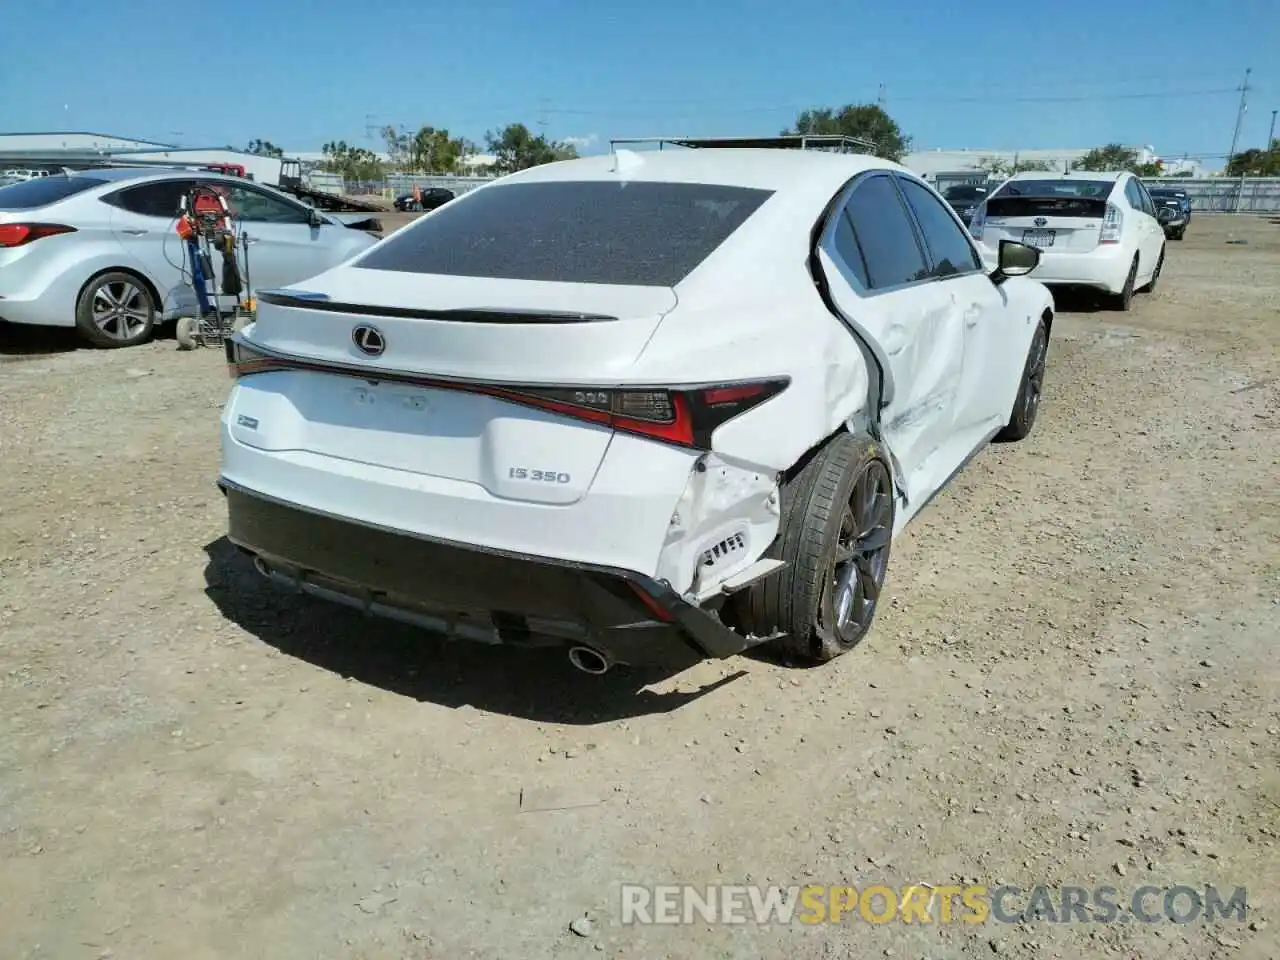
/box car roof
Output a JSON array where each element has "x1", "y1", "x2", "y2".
[
  {"x1": 54, "y1": 167, "x2": 245, "y2": 185},
  {"x1": 1005, "y1": 169, "x2": 1124, "y2": 181},
  {"x1": 497, "y1": 148, "x2": 905, "y2": 195}
]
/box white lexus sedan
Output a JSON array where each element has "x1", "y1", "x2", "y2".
[
  {"x1": 218, "y1": 149, "x2": 1054, "y2": 674},
  {"x1": 969, "y1": 170, "x2": 1166, "y2": 310}
]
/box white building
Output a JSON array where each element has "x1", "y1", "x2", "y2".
[
  {"x1": 904, "y1": 145, "x2": 1205, "y2": 181},
  {"x1": 0, "y1": 130, "x2": 174, "y2": 153}
]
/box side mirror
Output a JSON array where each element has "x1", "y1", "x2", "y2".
[
  {"x1": 989, "y1": 239, "x2": 1041, "y2": 285},
  {"x1": 307, "y1": 207, "x2": 324, "y2": 227}
]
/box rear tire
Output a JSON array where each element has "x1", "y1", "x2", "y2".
[
  {"x1": 75, "y1": 271, "x2": 156, "y2": 348},
  {"x1": 733, "y1": 433, "x2": 895, "y2": 663},
  {"x1": 1141, "y1": 246, "x2": 1165, "y2": 294},
  {"x1": 1111, "y1": 257, "x2": 1138, "y2": 311},
  {"x1": 1173, "y1": 227, "x2": 1186, "y2": 241}
]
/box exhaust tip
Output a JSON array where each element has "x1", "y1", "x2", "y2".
[
  {"x1": 252, "y1": 557, "x2": 271, "y2": 577},
  {"x1": 567, "y1": 646, "x2": 611, "y2": 675}
]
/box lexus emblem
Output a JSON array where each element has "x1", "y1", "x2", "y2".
[
  {"x1": 352, "y1": 324, "x2": 385, "y2": 357},
  {"x1": 1033, "y1": 217, "x2": 1048, "y2": 227}
]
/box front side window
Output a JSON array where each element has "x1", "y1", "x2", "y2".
[
  {"x1": 897, "y1": 177, "x2": 983, "y2": 278},
  {"x1": 355, "y1": 180, "x2": 774, "y2": 287},
  {"x1": 843, "y1": 175, "x2": 929, "y2": 290},
  {"x1": 217, "y1": 183, "x2": 308, "y2": 224}
]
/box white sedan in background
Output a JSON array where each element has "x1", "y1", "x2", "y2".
[
  {"x1": 0, "y1": 169, "x2": 379, "y2": 348},
  {"x1": 969, "y1": 170, "x2": 1166, "y2": 310},
  {"x1": 219, "y1": 148, "x2": 1055, "y2": 675}
]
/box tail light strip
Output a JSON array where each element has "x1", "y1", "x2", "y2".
[
  {"x1": 225, "y1": 337, "x2": 787, "y2": 451},
  {"x1": 0, "y1": 223, "x2": 77, "y2": 248}
]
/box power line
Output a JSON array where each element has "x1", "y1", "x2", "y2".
[{"x1": 537, "y1": 87, "x2": 1239, "y2": 119}]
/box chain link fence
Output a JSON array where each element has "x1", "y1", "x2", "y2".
[{"x1": 1140, "y1": 177, "x2": 1280, "y2": 214}]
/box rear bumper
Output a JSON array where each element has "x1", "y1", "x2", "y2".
[
  {"x1": 0, "y1": 292, "x2": 73, "y2": 327},
  {"x1": 984, "y1": 243, "x2": 1131, "y2": 293},
  {"x1": 218, "y1": 480, "x2": 755, "y2": 669}
]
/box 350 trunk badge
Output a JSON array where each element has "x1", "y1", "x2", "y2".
[{"x1": 352, "y1": 324, "x2": 386, "y2": 357}]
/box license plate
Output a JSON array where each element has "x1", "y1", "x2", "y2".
[{"x1": 1022, "y1": 228, "x2": 1055, "y2": 248}]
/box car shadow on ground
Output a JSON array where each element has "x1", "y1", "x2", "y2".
[
  {"x1": 1046, "y1": 287, "x2": 1126, "y2": 314},
  {"x1": 201, "y1": 537, "x2": 745, "y2": 724},
  {"x1": 0, "y1": 321, "x2": 82, "y2": 360}
]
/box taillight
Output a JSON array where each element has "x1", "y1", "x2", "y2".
[
  {"x1": 225, "y1": 338, "x2": 788, "y2": 450},
  {"x1": 1100, "y1": 203, "x2": 1123, "y2": 244},
  {"x1": 969, "y1": 204, "x2": 985, "y2": 240},
  {"x1": 0, "y1": 223, "x2": 77, "y2": 248}
]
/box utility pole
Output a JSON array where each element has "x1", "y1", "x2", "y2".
[
  {"x1": 877, "y1": 82, "x2": 886, "y2": 108},
  {"x1": 1226, "y1": 67, "x2": 1251, "y2": 169},
  {"x1": 1268, "y1": 109, "x2": 1278, "y2": 150}
]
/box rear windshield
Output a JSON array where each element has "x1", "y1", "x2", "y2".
[
  {"x1": 944, "y1": 185, "x2": 987, "y2": 202},
  {"x1": 355, "y1": 180, "x2": 774, "y2": 286},
  {"x1": 0, "y1": 175, "x2": 107, "y2": 209},
  {"x1": 994, "y1": 179, "x2": 1114, "y2": 199}
]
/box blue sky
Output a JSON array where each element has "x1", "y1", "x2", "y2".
[{"x1": 2, "y1": 0, "x2": 1276, "y2": 168}]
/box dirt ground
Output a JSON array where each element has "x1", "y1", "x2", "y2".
[{"x1": 1, "y1": 214, "x2": 1278, "y2": 960}]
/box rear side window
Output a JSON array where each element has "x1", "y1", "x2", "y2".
[
  {"x1": 102, "y1": 179, "x2": 194, "y2": 218},
  {"x1": 0, "y1": 175, "x2": 107, "y2": 209},
  {"x1": 843, "y1": 175, "x2": 929, "y2": 290},
  {"x1": 897, "y1": 177, "x2": 982, "y2": 278},
  {"x1": 832, "y1": 210, "x2": 869, "y2": 287},
  {"x1": 355, "y1": 180, "x2": 774, "y2": 287}
]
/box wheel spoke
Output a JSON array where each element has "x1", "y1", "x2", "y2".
[
  {"x1": 858, "y1": 557, "x2": 883, "y2": 607},
  {"x1": 96, "y1": 284, "x2": 121, "y2": 309},
  {"x1": 857, "y1": 525, "x2": 891, "y2": 554}
]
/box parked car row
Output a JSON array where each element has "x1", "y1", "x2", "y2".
[{"x1": 0, "y1": 169, "x2": 380, "y2": 347}]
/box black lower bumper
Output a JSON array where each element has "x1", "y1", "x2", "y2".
[{"x1": 219, "y1": 481, "x2": 754, "y2": 669}]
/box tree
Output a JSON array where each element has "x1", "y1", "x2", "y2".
[
  {"x1": 1225, "y1": 141, "x2": 1280, "y2": 176},
  {"x1": 783, "y1": 104, "x2": 911, "y2": 162},
  {"x1": 380, "y1": 125, "x2": 412, "y2": 171},
  {"x1": 319, "y1": 140, "x2": 384, "y2": 181},
  {"x1": 484, "y1": 123, "x2": 579, "y2": 174},
  {"x1": 1131, "y1": 160, "x2": 1164, "y2": 178},
  {"x1": 1072, "y1": 143, "x2": 1145, "y2": 173},
  {"x1": 975, "y1": 156, "x2": 1054, "y2": 176},
  {"x1": 245, "y1": 138, "x2": 284, "y2": 157},
  {"x1": 409, "y1": 126, "x2": 468, "y2": 174}
]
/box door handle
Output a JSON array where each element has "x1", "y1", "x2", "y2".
[
  {"x1": 121, "y1": 228, "x2": 149, "y2": 236},
  {"x1": 963, "y1": 303, "x2": 982, "y2": 328}
]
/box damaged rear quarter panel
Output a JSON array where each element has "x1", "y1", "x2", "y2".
[{"x1": 636, "y1": 294, "x2": 873, "y2": 596}]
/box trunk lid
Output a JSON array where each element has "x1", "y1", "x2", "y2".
[
  {"x1": 249, "y1": 271, "x2": 677, "y2": 382},
  {"x1": 981, "y1": 196, "x2": 1108, "y2": 253},
  {"x1": 230, "y1": 273, "x2": 679, "y2": 506}
]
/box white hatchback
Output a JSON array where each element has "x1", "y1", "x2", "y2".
[
  {"x1": 970, "y1": 170, "x2": 1166, "y2": 310},
  {"x1": 219, "y1": 148, "x2": 1055, "y2": 674}
]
